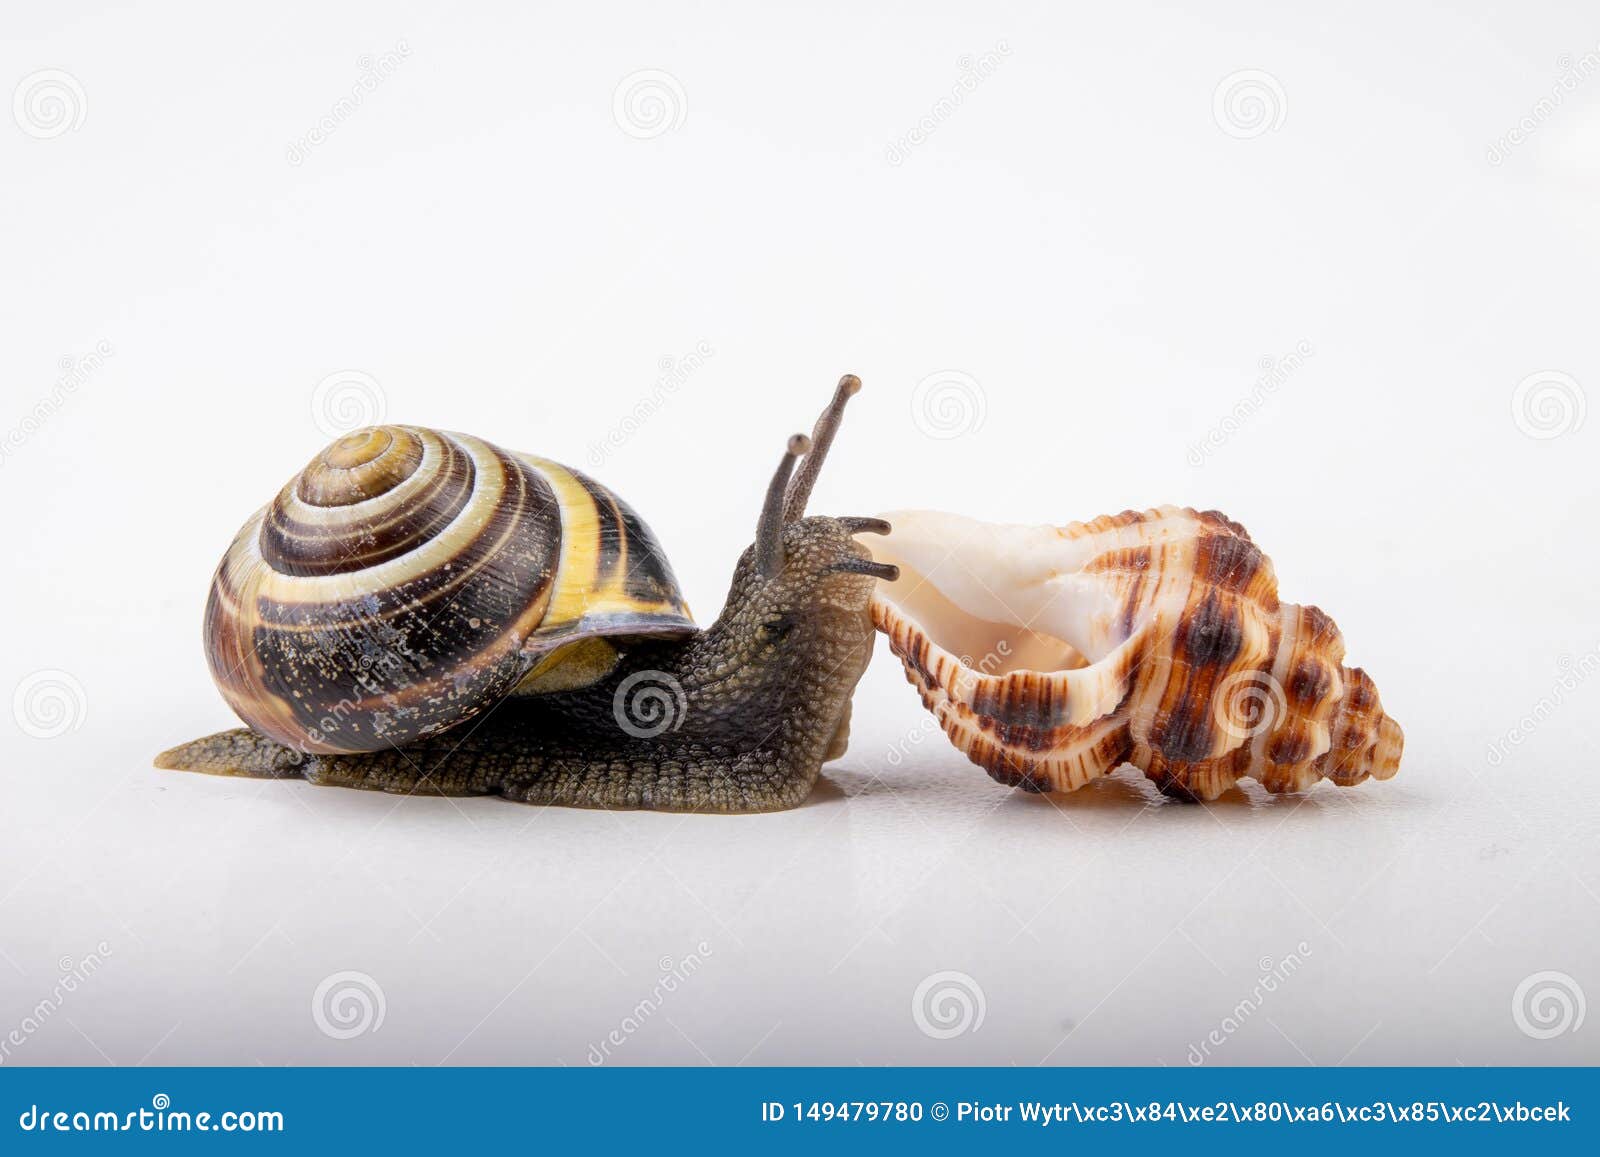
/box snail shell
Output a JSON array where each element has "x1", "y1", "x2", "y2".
[
  {"x1": 867, "y1": 507, "x2": 1402, "y2": 800},
  {"x1": 204, "y1": 425, "x2": 694, "y2": 754}
]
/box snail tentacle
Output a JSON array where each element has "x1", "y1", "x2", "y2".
[
  {"x1": 783, "y1": 373, "x2": 861, "y2": 521},
  {"x1": 754, "y1": 434, "x2": 810, "y2": 579}
]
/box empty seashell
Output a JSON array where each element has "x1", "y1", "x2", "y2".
[{"x1": 867, "y1": 507, "x2": 1402, "y2": 801}]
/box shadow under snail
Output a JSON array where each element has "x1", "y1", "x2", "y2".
[{"x1": 158, "y1": 374, "x2": 1403, "y2": 811}]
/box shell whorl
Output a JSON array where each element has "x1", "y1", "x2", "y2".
[
  {"x1": 868, "y1": 507, "x2": 1403, "y2": 801},
  {"x1": 204, "y1": 426, "x2": 694, "y2": 754}
]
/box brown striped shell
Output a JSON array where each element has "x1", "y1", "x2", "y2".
[
  {"x1": 205, "y1": 426, "x2": 694, "y2": 754},
  {"x1": 866, "y1": 507, "x2": 1402, "y2": 801}
]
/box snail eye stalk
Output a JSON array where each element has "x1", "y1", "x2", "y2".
[
  {"x1": 756, "y1": 434, "x2": 811, "y2": 579},
  {"x1": 829, "y1": 557, "x2": 899, "y2": 581},
  {"x1": 837, "y1": 516, "x2": 891, "y2": 536},
  {"x1": 783, "y1": 374, "x2": 861, "y2": 522}
]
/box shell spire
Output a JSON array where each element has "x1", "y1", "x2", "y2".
[{"x1": 867, "y1": 507, "x2": 1402, "y2": 801}]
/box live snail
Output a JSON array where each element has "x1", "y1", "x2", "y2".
[{"x1": 158, "y1": 375, "x2": 1403, "y2": 811}]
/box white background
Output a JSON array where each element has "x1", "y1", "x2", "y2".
[{"x1": 1, "y1": 0, "x2": 1596, "y2": 1067}]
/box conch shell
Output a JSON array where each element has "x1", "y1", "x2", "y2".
[{"x1": 867, "y1": 507, "x2": 1402, "y2": 801}]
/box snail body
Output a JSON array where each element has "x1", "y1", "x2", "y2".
[
  {"x1": 158, "y1": 379, "x2": 900, "y2": 813},
  {"x1": 866, "y1": 507, "x2": 1403, "y2": 801}
]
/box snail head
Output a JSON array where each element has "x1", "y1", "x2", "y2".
[{"x1": 714, "y1": 375, "x2": 897, "y2": 687}]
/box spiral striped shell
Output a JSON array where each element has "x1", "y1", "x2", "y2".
[
  {"x1": 867, "y1": 507, "x2": 1402, "y2": 801},
  {"x1": 205, "y1": 426, "x2": 694, "y2": 754}
]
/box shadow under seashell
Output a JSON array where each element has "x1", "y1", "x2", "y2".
[{"x1": 866, "y1": 507, "x2": 1404, "y2": 804}]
